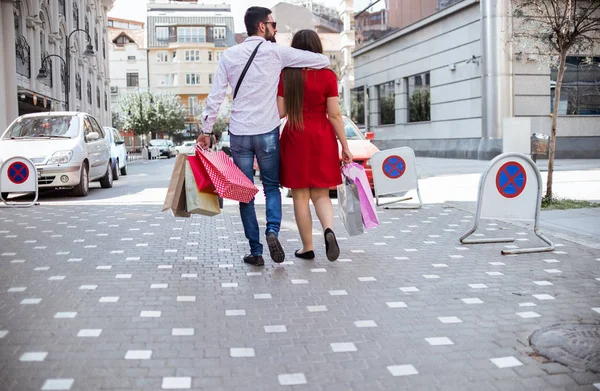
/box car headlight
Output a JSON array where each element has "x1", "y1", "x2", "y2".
[{"x1": 48, "y1": 151, "x2": 73, "y2": 164}]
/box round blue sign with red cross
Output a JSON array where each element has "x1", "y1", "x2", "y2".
[
  {"x1": 7, "y1": 161, "x2": 30, "y2": 184},
  {"x1": 382, "y1": 155, "x2": 406, "y2": 179},
  {"x1": 496, "y1": 161, "x2": 527, "y2": 198}
]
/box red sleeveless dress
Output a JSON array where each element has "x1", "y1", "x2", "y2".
[{"x1": 278, "y1": 69, "x2": 341, "y2": 189}]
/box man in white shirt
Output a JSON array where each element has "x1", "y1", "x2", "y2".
[{"x1": 198, "y1": 7, "x2": 330, "y2": 266}]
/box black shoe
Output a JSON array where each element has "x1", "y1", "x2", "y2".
[
  {"x1": 266, "y1": 232, "x2": 285, "y2": 263},
  {"x1": 324, "y1": 228, "x2": 340, "y2": 262},
  {"x1": 294, "y1": 249, "x2": 315, "y2": 260},
  {"x1": 243, "y1": 254, "x2": 264, "y2": 266}
]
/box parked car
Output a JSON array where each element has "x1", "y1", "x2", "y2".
[
  {"x1": 149, "y1": 139, "x2": 176, "y2": 158},
  {"x1": 255, "y1": 116, "x2": 380, "y2": 189},
  {"x1": 175, "y1": 141, "x2": 196, "y2": 155},
  {"x1": 103, "y1": 126, "x2": 127, "y2": 179},
  {"x1": 0, "y1": 112, "x2": 113, "y2": 197}
]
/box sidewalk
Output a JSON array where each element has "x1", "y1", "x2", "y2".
[{"x1": 0, "y1": 203, "x2": 599, "y2": 390}]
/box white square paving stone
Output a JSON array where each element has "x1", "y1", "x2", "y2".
[
  {"x1": 177, "y1": 296, "x2": 196, "y2": 302},
  {"x1": 490, "y1": 356, "x2": 523, "y2": 369},
  {"x1": 533, "y1": 294, "x2": 555, "y2": 300},
  {"x1": 230, "y1": 348, "x2": 255, "y2": 357},
  {"x1": 438, "y1": 316, "x2": 462, "y2": 324},
  {"x1": 264, "y1": 325, "x2": 287, "y2": 333},
  {"x1": 125, "y1": 350, "x2": 152, "y2": 359},
  {"x1": 20, "y1": 352, "x2": 48, "y2": 361},
  {"x1": 387, "y1": 365, "x2": 418, "y2": 377},
  {"x1": 386, "y1": 302, "x2": 407, "y2": 308},
  {"x1": 140, "y1": 311, "x2": 161, "y2": 317},
  {"x1": 172, "y1": 328, "x2": 194, "y2": 336},
  {"x1": 20, "y1": 298, "x2": 41, "y2": 304},
  {"x1": 99, "y1": 297, "x2": 119, "y2": 303},
  {"x1": 225, "y1": 310, "x2": 246, "y2": 316},
  {"x1": 400, "y1": 287, "x2": 419, "y2": 292},
  {"x1": 54, "y1": 312, "x2": 77, "y2": 318},
  {"x1": 77, "y1": 329, "x2": 102, "y2": 337},
  {"x1": 469, "y1": 284, "x2": 488, "y2": 289},
  {"x1": 425, "y1": 337, "x2": 454, "y2": 346},
  {"x1": 41, "y1": 379, "x2": 74, "y2": 390},
  {"x1": 278, "y1": 373, "x2": 307, "y2": 386},
  {"x1": 162, "y1": 377, "x2": 191, "y2": 389},
  {"x1": 516, "y1": 311, "x2": 541, "y2": 318},
  {"x1": 328, "y1": 290, "x2": 348, "y2": 296},
  {"x1": 354, "y1": 320, "x2": 378, "y2": 328},
  {"x1": 307, "y1": 305, "x2": 328, "y2": 312},
  {"x1": 330, "y1": 342, "x2": 357, "y2": 352}
]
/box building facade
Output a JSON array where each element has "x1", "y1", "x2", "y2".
[
  {"x1": 0, "y1": 0, "x2": 115, "y2": 131},
  {"x1": 352, "y1": 0, "x2": 600, "y2": 159},
  {"x1": 146, "y1": 0, "x2": 235, "y2": 135},
  {"x1": 108, "y1": 17, "x2": 148, "y2": 114}
]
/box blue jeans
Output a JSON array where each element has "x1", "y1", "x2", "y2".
[{"x1": 230, "y1": 127, "x2": 282, "y2": 256}]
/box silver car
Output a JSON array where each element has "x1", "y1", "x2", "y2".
[{"x1": 0, "y1": 112, "x2": 113, "y2": 197}]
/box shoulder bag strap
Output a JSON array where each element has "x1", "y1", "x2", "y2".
[{"x1": 233, "y1": 41, "x2": 263, "y2": 100}]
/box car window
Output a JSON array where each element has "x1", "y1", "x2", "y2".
[
  {"x1": 343, "y1": 118, "x2": 366, "y2": 141},
  {"x1": 89, "y1": 117, "x2": 105, "y2": 139},
  {"x1": 83, "y1": 118, "x2": 94, "y2": 143},
  {"x1": 2, "y1": 115, "x2": 80, "y2": 139},
  {"x1": 112, "y1": 129, "x2": 121, "y2": 144}
]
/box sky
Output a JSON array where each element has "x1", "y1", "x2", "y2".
[{"x1": 108, "y1": 0, "x2": 378, "y2": 33}]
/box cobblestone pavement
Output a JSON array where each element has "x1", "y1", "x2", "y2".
[{"x1": 0, "y1": 204, "x2": 599, "y2": 391}]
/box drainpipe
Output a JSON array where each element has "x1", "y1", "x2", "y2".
[{"x1": 479, "y1": 0, "x2": 512, "y2": 160}]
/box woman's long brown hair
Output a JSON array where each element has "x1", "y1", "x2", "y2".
[{"x1": 283, "y1": 29, "x2": 323, "y2": 131}]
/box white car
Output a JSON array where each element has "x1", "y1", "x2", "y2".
[
  {"x1": 149, "y1": 139, "x2": 176, "y2": 158},
  {"x1": 175, "y1": 141, "x2": 196, "y2": 155},
  {"x1": 103, "y1": 126, "x2": 128, "y2": 179},
  {"x1": 0, "y1": 112, "x2": 113, "y2": 197}
]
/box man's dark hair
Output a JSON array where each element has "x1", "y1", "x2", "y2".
[{"x1": 244, "y1": 6, "x2": 271, "y2": 36}]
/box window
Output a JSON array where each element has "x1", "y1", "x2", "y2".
[
  {"x1": 216, "y1": 51, "x2": 223, "y2": 62},
  {"x1": 85, "y1": 16, "x2": 89, "y2": 34},
  {"x1": 156, "y1": 51, "x2": 168, "y2": 62},
  {"x1": 126, "y1": 72, "x2": 139, "y2": 87},
  {"x1": 185, "y1": 73, "x2": 200, "y2": 85},
  {"x1": 377, "y1": 81, "x2": 395, "y2": 125},
  {"x1": 113, "y1": 34, "x2": 132, "y2": 46},
  {"x1": 75, "y1": 73, "x2": 82, "y2": 100},
  {"x1": 102, "y1": 38, "x2": 106, "y2": 59},
  {"x1": 213, "y1": 26, "x2": 226, "y2": 40},
  {"x1": 87, "y1": 81, "x2": 92, "y2": 104},
  {"x1": 127, "y1": 55, "x2": 136, "y2": 61},
  {"x1": 96, "y1": 87, "x2": 100, "y2": 108},
  {"x1": 72, "y1": 2, "x2": 79, "y2": 30},
  {"x1": 209, "y1": 73, "x2": 214, "y2": 84},
  {"x1": 351, "y1": 86, "x2": 365, "y2": 126},
  {"x1": 172, "y1": 50, "x2": 177, "y2": 61},
  {"x1": 94, "y1": 27, "x2": 98, "y2": 50},
  {"x1": 159, "y1": 74, "x2": 169, "y2": 86},
  {"x1": 156, "y1": 26, "x2": 169, "y2": 41},
  {"x1": 104, "y1": 92, "x2": 108, "y2": 111},
  {"x1": 407, "y1": 72, "x2": 430, "y2": 122},
  {"x1": 188, "y1": 96, "x2": 198, "y2": 116},
  {"x1": 184, "y1": 50, "x2": 200, "y2": 62},
  {"x1": 551, "y1": 56, "x2": 600, "y2": 115},
  {"x1": 83, "y1": 118, "x2": 93, "y2": 142},
  {"x1": 208, "y1": 51, "x2": 213, "y2": 61},
  {"x1": 177, "y1": 26, "x2": 206, "y2": 43}
]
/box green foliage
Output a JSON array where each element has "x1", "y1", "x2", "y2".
[
  {"x1": 379, "y1": 96, "x2": 395, "y2": 125},
  {"x1": 409, "y1": 89, "x2": 431, "y2": 123},
  {"x1": 212, "y1": 117, "x2": 228, "y2": 142},
  {"x1": 351, "y1": 94, "x2": 364, "y2": 125},
  {"x1": 541, "y1": 197, "x2": 600, "y2": 210},
  {"x1": 119, "y1": 91, "x2": 186, "y2": 136},
  {"x1": 111, "y1": 110, "x2": 124, "y2": 130}
]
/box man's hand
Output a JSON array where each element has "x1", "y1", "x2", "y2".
[{"x1": 196, "y1": 133, "x2": 213, "y2": 150}]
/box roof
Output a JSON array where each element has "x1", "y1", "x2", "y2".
[{"x1": 108, "y1": 28, "x2": 146, "y2": 48}]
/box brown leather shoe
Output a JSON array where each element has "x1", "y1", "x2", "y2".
[{"x1": 243, "y1": 254, "x2": 264, "y2": 266}]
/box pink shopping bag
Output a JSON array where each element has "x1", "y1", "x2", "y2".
[
  {"x1": 195, "y1": 147, "x2": 259, "y2": 203},
  {"x1": 341, "y1": 163, "x2": 379, "y2": 229}
]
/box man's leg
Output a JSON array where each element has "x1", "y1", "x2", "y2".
[
  {"x1": 254, "y1": 127, "x2": 284, "y2": 262},
  {"x1": 230, "y1": 133, "x2": 263, "y2": 257}
]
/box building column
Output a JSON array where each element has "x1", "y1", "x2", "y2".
[
  {"x1": 1, "y1": 0, "x2": 19, "y2": 129},
  {"x1": 479, "y1": 0, "x2": 512, "y2": 159}
]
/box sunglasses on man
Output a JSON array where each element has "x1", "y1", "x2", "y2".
[{"x1": 263, "y1": 21, "x2": 277, "y2": 29}]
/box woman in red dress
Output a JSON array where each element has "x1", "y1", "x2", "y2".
[{"x1": 277, "y1": 29, "x2": 353, "y2": 262}]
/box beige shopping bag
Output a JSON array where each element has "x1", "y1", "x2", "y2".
[
  {"x1": 185, "y1": 160, "x2": 221, "y2": 216},
  {"x1": 162, "y1": 154, "x2": 191, "y2": 218}
]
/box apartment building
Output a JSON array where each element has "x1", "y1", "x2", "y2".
[
  {"x1": 108, "y1": 18, "x2": 148, "y2": 114},
  {"x1": 146, "y1": 0, "x2": 235, "y2": 134},
  {"x1": 0, "y1": 0, "x2": 116, "y2": 131}
]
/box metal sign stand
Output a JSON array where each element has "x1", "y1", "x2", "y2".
[
  {"x1": 372, "y1": 147, "x2": 422, "y2": 210},
  {"x1": 0, "y1": 157, "x2": 39, "y2": 208},
  {"x1": 460, "y1": 153, "x2": 554, "y2": 255}
]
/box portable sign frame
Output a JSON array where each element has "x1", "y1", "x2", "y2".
[
  {"x1": 0, "y1": 156, "x2": 39, "y2": 208},
  {"x1": 460, "y1": 152, "x2": 553, "y2": 255},
  {"x1": 371, "y1": 147, "x2": 422, "y2": 209}
]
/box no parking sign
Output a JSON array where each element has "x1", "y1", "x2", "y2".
[
  {"x1": 371, "y1": 147, "x2": 422, "y2": 209},
  {"x1": 460, "y1": 153, "x2": 553, "y2": 255},
  {"x1": 0, "y1": 156, "x2": 38, "y2": 207}
]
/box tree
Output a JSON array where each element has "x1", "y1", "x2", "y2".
[
  {"x1": 118, "y1": 91, "x2": 186, "y2": 139},
  {"x1": 111, "y1": 109, "x2": 124, "y2": 130},
  {"x1": 511, "y1": 0, "x2": 600, "y2": 201}
]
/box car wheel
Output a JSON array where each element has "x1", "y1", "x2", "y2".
[
  {"x1": 120, "y1": 161, "x2": 127, "y2": 176},
  {"x1": 72, "y1": 164, "x2": 89, "y2": 197},
  {"x1": 100, "y1": 161, "x2": 113, "y2": 189},
  {"x1": 112, "y1": 159, "x2": 119, "y2": 181}
]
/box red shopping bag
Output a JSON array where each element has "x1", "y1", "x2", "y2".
[
  {"x1": 195, "y1": 147, "x2": 259, "y2": 203},
  {"x1": 187, "y1": 155, "x2": 215, "y2": 193}
]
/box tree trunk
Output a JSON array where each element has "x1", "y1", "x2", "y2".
[{"x1": 546, "y1": 49, "x2": 568, "y2": 202}]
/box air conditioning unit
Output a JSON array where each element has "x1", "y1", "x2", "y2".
[{"x1": 110, "y1": 86, "x2": 118, "y2": 94}]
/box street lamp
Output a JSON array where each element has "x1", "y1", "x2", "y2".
[
  {"x1": 65, "y1": 29, "x2": 96, "y2": 111},
  {"x1": 37, "y1": 54, "x2": 68, "y2": 109}
]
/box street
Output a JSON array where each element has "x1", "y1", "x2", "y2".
[{"x1": 0, "y1": 158, "x2": 599, "y2": 390}]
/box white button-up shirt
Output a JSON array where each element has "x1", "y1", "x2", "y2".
[{"x1": 202, "y1": 36, "x2": 330, "y2": 136}]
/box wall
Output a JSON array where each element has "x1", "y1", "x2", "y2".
[
  {"x1": 109, "y1": 38, "x2": 149, "y2": 113},
  {"x1": 354, "y1": 0, "x2": 482, "y2": 158}
]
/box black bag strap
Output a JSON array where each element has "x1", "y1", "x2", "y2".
[{"x1": 233, "y1": 41, "x2": 263, "y2": 100}]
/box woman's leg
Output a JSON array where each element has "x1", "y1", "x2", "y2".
[
  {"x1": 291, "y1": 188, "x2": 313, "y2": 252},
  {"x1": 310, "y1": 188, "x2": 334, "y2": 231}
]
